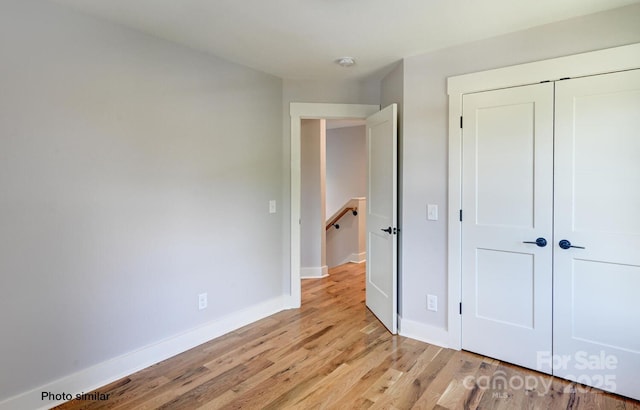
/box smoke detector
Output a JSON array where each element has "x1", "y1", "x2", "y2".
[{"x1": 336, "y1": 57, "x2": 356, "y2": 67}]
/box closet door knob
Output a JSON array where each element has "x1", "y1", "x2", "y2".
[
  {"x1": 559, "y1": 239, "x2": 585, "y2": 250},
  {"x1": 523, "y1": 237, "x2": 547, "y2": 247}
]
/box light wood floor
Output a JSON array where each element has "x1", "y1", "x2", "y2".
[{"x1": 56, "y1": 263, "x2": 639, "y2": 409}]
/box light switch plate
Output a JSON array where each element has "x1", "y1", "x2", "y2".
[
  {"x1": 269, "y1": 200, "x2": 276, "y2": 214},
  {"x1": 427, "y1": 204, "x2": 438, "y2": 221},
  {"x1": 427, "y1": 294, "x2": 438, "y2": 311}
]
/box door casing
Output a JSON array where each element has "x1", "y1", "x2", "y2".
[{"x1": 447, "y1": 43, "x2": 640, "y2": 350}]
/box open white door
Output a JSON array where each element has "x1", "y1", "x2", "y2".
[{"x1": 365, "y1": 104, "x2": 398, "y2": 334}]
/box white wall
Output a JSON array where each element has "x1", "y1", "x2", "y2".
[
  {"x1": 388, "y1": 3, "x2": 640, "y2": 342},
  {"x1": 300, "y1": 119, "x2": 327, "y2": 276},
  {"x1": 283, "y1": 79, "x2": 381, "y2": 108},
  {"x1": 325, "y1": 125, "x2": 366, "y2": 217},
  {"x1": 0, "y1": 0, "x2": 283, "y2": 402}
]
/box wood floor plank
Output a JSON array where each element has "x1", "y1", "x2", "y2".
[
  {"x1": 212, "y1": 343, "x2": 346, "y2": 409},
  {"x1": 366, "y1": 344, "x2": 445, "y2": 409},
  {"x1": 433, "y1": 355, "x2": 483, "y2": 409},
  {"x1": 116, "y1": 369, "x2": 218, "y2": 410},
  {"x1": 256, "y1": 335, "x2": 388, "y2": 409},
  {"x1": 279, "y1": 333, "x2": 397, "y2": 409},
  {"x1": 55, "y1": 262, "x2": 639, "y2": 410},
  {"x1": 155, "y1": 356, "x2": 274, "y2": 409},
  {"x1": 362, "y1": 367, "x2": 404, "y2": 404},
  {"x1": 371, "y1": 347, "x2": 456, "y2": 410},
  {"x1": 343, "y1": 340, "x2": 421, "y2": 405},
  {"x1": 460, "y1": 357, "x2": 500, "y2": 410}
]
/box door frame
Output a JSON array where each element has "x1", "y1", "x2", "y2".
[
  {"x1": 289, "y1": 103, "x2": 379, "y2": 308},
  {"x1": 447, "y1": 43, "x2": 640, "y2": 349}
]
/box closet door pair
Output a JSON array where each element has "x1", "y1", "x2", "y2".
[{"x1": 461, "y1": 69, "x2": 640, "y2": 399}]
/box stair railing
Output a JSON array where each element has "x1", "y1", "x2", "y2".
[{"x1": 326, "y1": 202, "x2": 358, "y2": 230}]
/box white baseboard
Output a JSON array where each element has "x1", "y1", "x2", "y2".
[
  {"x1": 0, "y1": 296, "x2": 286, "y2": 410},
  {"x1": 399, "y1": 317, "x2": 450, "y2": 349},
  {"x1": 282, "y1": 293, "x2": 300, "y2": 309},
  {"x1": 349, "y1": 252, "x2": 366, "y2": 264},
  {"x1": 300, "y1": 266, "x2": 328, "y2": 279},
  {"x1": 331, "y1": 252, "x2": 366, "y2": 267}
]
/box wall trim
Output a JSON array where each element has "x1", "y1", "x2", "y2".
[
  {"x1": 349, "y1": 252, "x2": 367, "y2": 264},
  {"x1": 0, "y1": 297, "x2": 286, "y2": 410},
  {"x1": 399, "y1": 317, "x2": 450, "y2": 349},
  {"x1": 447, "y1": 43, "x2": 640, "y2": 351},
  {"x1": 300, "y1": 266, "x2": 329, "y2": 279},
  {"x1": 447, "y1": 43, "x2": 640, "y2": 95},
  {"x1": 333, "y1": 252, "x2": 367, "y2": 267},
  {"x1": 290, "y1": 103, "x2": 380, "y2": 307}
]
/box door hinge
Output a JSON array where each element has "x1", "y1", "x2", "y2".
[
  {"x1": 459, "y1": 210, "x2": 463, "y2": 222},
  {"x1": 459, "y1": 302, "x2": 462, "y2": 315},
  {"x1": 460, "y1": 116, "x2": 463, "y2": 128}
]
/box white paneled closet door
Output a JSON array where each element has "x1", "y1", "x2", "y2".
[
  {"x1": 553, "y1": 69, "x2": 640, "y2": 400},
  {"x1": 461, "y1": 83, "x2": 554, "y2": 373}
]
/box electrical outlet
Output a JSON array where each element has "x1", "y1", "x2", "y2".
[
  {"x1": 269, "y1": 200, "x2": 277, "y2": 214},
  {"x1": 427, "y1": 294, "x2": 438, "y2": 311},
  {"x1": 198, "y1": 293, "x2": 208, "y2": 310}
]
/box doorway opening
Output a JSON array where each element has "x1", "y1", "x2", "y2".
[
  {"x1": 288, "y1": 103, "x2": 379, "y2": 308},
  {"x1": 290, "y1": 102, "x2": 399, "y2": 334},
  {"x1": 300, "y1": 118, "x2": 367, "y2": 282}
]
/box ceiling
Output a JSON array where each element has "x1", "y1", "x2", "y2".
[{"x1": 48, "y1": 0, "x2": 639, "y2": 81}]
